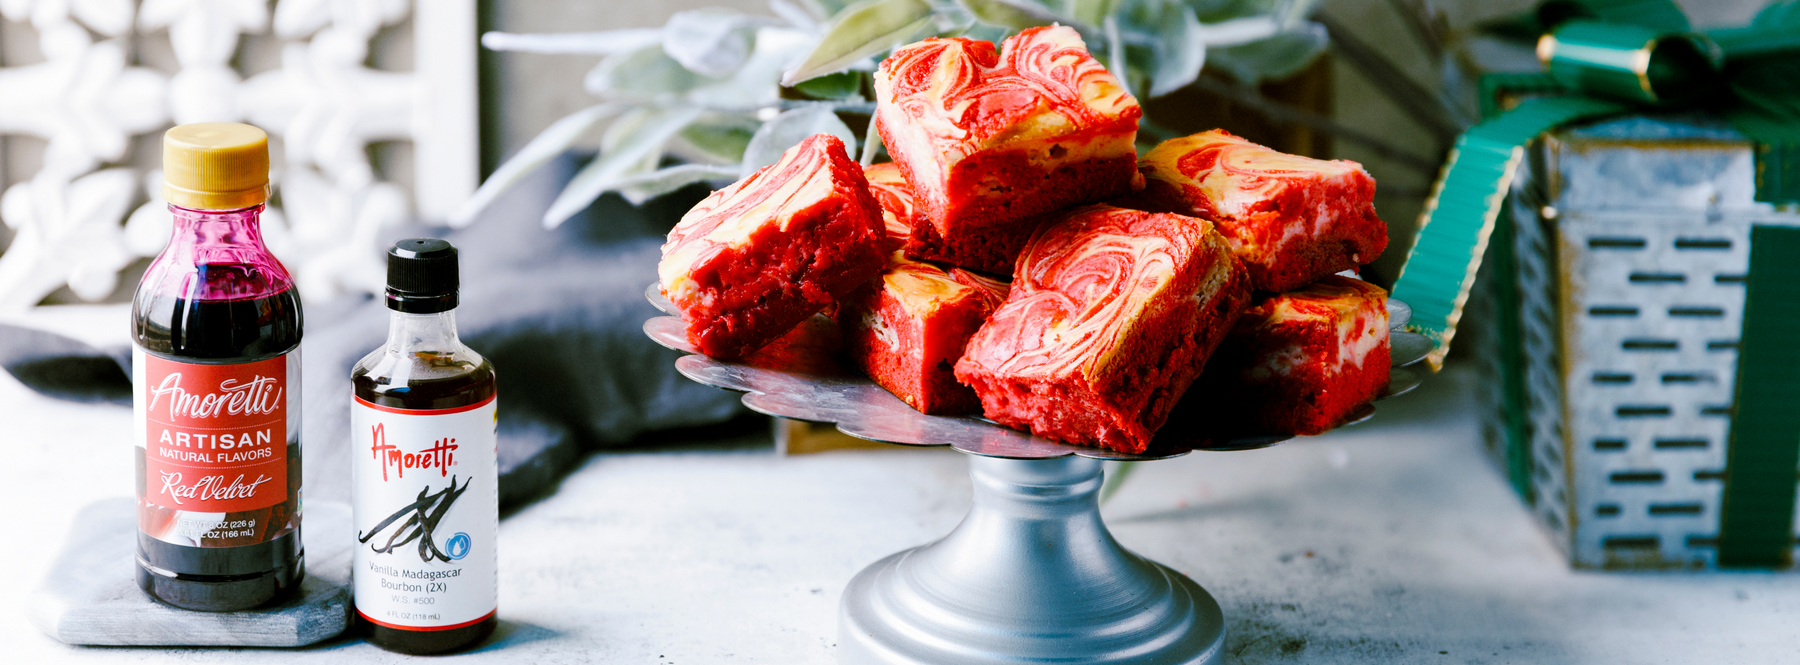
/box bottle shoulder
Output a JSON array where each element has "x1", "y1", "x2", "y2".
[{"x1": 353, "y1": 343, "x2": 495, "y2": 410}]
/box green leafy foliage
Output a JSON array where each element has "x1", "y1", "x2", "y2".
[
  {"x1": 782, "y1": 0, "x2": 935, "y2": 85},
  {"x1": 1149, "y1": 3, "x2": 1206, "y2": 96},
  {"x1": 451, "y1": 103, "x2": 623, "y2": 226},
  {"x1": 544, "y1": 106, "x2": 705, "y2": 228},
  {"x1": 793, "y1": 70, "x2": 865, "y2": 100},
  {"x1": 679, "y1": 114, "x2": 762, "y2": 163},
  {"x1": 615, "y1": 164, "x2": 742, "y2": 205},
  {"x1": 740, "y1": 106, "x2": 858, "y2": 176},
  {"x1": 464, "y1": 0, "x2": 1326, "y2": 221},
  {"x1": 662, "y1": 9, "x2": 764, "y2": 77},
  {"x1": 586, "y1": 46, "x2": 715, "y2": 101},
  {"x1": 1206, "y1": 20, "x2": 1325, "y2": 84},
  {"x1": 960, "y1": 0, "x2": 1078, "y2": 32}
]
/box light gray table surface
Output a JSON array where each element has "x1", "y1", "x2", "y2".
[{"x1": 4, "y1": 305, "x2": 1796, "y2": 664}]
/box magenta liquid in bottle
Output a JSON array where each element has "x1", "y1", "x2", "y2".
[{"x1": 132, "y1": 123, "x2": 303, "y2": 611}]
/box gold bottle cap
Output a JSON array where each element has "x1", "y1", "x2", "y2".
[{"x1": 162, "y1": 123, "x2": 270, "y2": 211}]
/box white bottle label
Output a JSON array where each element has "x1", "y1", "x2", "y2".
[{"x1": 351, "y1": 394, "x2": 498, "y2": 630}]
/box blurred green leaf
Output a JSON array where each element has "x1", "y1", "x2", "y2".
[
  {"x1": 1066, "y1": 0, "x2": 1114, "y2": 25},
  {"x1": 740, "y1": 106, "x2": 857, "y2": 176},
  {"x1": 1184, "y1": 0, "x2": 1280, "y2": 23},
  {"x1": 586, "y1": 45, "x2": 714, "y2": 100},
  {"x1": 601, "y1": 108, "x2": 672, "y2": 175},
  {"x1": 1148, "y1": 3, "x2": 1204, "y2": 96},
  {"x1": 1104, "y1": 14, "x2": 1130, "y2": 93},
  {"x1": 771, "y1": 0, "x2": 821, "y2": 29},
  {"x1": 860, "y1": 113, "x2": 883, "y2": 165},
  {"x1": 680, "y1": 115, "x2": 762, "y2": 163},
  {"x1": 957, "y1": 21, "x2": 1013, "y2": 43},
  {"x1": 962, "y1": 0, "x2": 1073, "y2": 32},
  {"x1": 616, "y1": 164, "x2": 742, "y2": 205},
  {"x1": 663, "y1": 9, "x2": 762, "y2": 77},
  {"x1": 690, "y1": 27, "x2": 816, "y2": 109},
  {"x1": 793, "y1": 70, "x2": 865, "y2": 100},
  {"x1": 544, "y1": 106, "x2": 704, "y2": 228},
  {"x1": 802, "y1": 0, "x2": 854, "y2": 18},
  {"x1": 452, "y1": 103, "x2": 623, "y2": 226},
  {"x1": 783, "y1": 0, "x2": 935, "y2": 86},
  {"x1": 1206, "y1": 20, "x2": 1325, "y2": 84},
  {"x1": 1196, "y1": 15, "x2": 1278, "y2": 46},
  {"x1": 1098, "y1": 460, "x2": 1138, "y2": 504},
  {"x1": 481, "y1": 29, "x2": 664, "y2": 54}
]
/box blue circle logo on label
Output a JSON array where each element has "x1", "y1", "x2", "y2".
[{"x1": 444, "y1": 532, "x2": 472, "y2": 560}]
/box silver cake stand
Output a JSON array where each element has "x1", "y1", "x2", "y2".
[{"x1": 644, "y1": 285, "x2": 1429, "y2": 665}]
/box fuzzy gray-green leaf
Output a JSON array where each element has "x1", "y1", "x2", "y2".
[
  {"x1": 663, "y1": 10, "x2": 760, "y2": 77},
  {"x1": 1148, "y1": 4, "x2": 1204, "y2": 96},
  {"x1": 452, "y1": 103, "x2": 623, "y2": 226},
  {"x1": 617, "y1": 164, "x2": 742, "y2": 205},
  {"x1": 544, "y1": 106, "x2": 704, "y2": 228},
  {"x1": 1206, "y1": 19, "x2": 1325, "y2": 85},
  {"x1": 794, "y1": 70, "x2": 865, "y2": 100},
  {"x1": 740, "y1": 106, "x2": 857, "y2": 176},
  {"x1": 680, "y1": 115, "x2": 762, "y2": 164},
  {"x1": 962, "y1": 0, "x2": 1070, "y2": 31},
  {"x1": 781, "y1": 0, "x2": 935, "y2": 86},
  {"x1": 586, "y1": 45, "x2": 713, "y2": 100},
  {"x1": 1066, "y1": 0, "x2": 1113, "y2": 26}
]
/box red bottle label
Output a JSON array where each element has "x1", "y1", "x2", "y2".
[{"x1": 136, "y1": 350, "x2": 296, "y2": 545}]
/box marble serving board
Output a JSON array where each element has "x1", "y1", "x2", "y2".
[
  {"x1": 643, "y1": 284, "x2": 1428, "y2": 460},
  {"x1": 27, "y1": 500, "x2": 353, "y2": 647}
]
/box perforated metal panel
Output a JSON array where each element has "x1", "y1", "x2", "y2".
[
  {"x1": 1557, "y1": 214, "x2": 1751, "y2": 567},
  {"x1": 1477, "y1": 114, "x2": 1800, "y2": 569}
]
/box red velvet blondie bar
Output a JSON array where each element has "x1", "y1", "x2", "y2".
[
  {"x1": 1182, "y1": 275, "x2": 1391, "y2": 436},
  {"x1": 874, "y1": 25, "x2": 1142, "y2": 238},
  {"x1": 659, "y1": 134, "x2": 887, "y2": 358},
  {"x1": 1131, "y1": 130, "x2": 1387, "y2": 292},
  {"x1": 955, "y1": 205, "x2": 1250, "y2": 453},
  {"x1": 839, "y1": 253, "x2": 1002, "y2": 414},
  {"x1": 863, "y1": 162, "x2": 915, "y2": 251}
]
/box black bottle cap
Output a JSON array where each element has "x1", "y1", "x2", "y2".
[{"x1": 386, "y1": 238, "x2": 459, "y2": 313}]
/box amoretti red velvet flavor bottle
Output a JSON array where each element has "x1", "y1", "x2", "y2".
[{"x1": 132, "y1": 123, "x2": 303, "y2": 611}]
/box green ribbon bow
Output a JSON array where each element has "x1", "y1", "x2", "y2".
[
  {"x1": 1393, "y1": 0, "x2": 1800, "y2": 369},
  {"x1": 1391, "y1": 0, "x2": 1800, "y2": 567}
]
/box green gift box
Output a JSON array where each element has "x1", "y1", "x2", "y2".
[
  {"x1": 1392, "y1": 0, "x2": 1800, "y2": 569},
  {"x1": 1461, "y1": 113, "x2": 1800, "y2": 569}
]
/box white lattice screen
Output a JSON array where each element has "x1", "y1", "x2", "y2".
[{"x1": 0, "y1": 0, "x2": 477, "y2": 311}]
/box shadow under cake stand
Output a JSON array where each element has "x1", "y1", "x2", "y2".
[{"x1": 644, "y1": 285, "x2": 1429, "y2": 665}]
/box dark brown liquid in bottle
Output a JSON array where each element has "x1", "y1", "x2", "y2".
[
  {"x1": 353, "y1": 352, "x2": 497, "y2": 653},
  {"x1": 132, "y1": 265, "x2": 303, "y2": 611}
]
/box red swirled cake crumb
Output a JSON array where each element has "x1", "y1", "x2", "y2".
[
  {"x1": 948, "y1": 267, "x2": 1009, "y2": 306},
  {"x1": 874, "y1": 25, "x2": 1143, "y2": 241},
  {"x1": 840, "y1": 253, "x2": 1007, "y2": 414},
  {"x1": 659, "y1": 134, "x2": 887, "y2": 358},
  {"x1": 864, "y1": 162, "x2": 916, "y2": 252},
  {"x1": 954, "y1": 205, "x2": 1250, "y2": 453},
  {"x1": 1177, "y1": 276, "x2": 1391, "y2": 437},
  {"x1": 1128, "y1": 130, "x2": 1387, "y2": 292},
  {"x1": 904, "y1": 214, "x2": 1043, "y2": 275}
]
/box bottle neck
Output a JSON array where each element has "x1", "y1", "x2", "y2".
[
  {"x1": 166, "y1": 203, "x2": 271, "y2": 254},
  {"x1": 144, "y1": 203, "x2": 292, "y2": 301},
  {"x1": 384, "y1": 308, "x2": 463, "y2": 355}
]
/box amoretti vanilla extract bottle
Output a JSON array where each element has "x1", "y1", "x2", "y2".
[
  {"x1": 132, "y1": 123, "x2": 303, "y2": 611},
  {"x1": 351, "y1": 239, "x2": 497, "y2": 654}
]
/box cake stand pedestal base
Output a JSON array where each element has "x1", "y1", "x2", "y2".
[{"x1": 838, "y1": 456, "x2": 1224, "y2": 664}]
